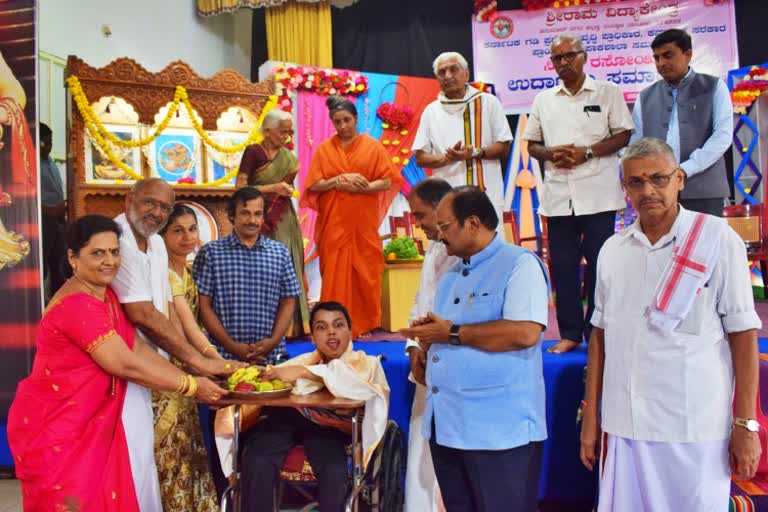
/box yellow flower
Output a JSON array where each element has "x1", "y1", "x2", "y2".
[
  {"x1": 392, "y1": 140, "x2": 400, "y2": 146},
  {"x1": 400, "y1": 130, "x2": 408, "y2": 136},
  {"x1": 401, "y1": 148, "x2": 409, "y2": 154},
  {"x1": 403, "y1": 158, "x2": 410, "y2": 165},
  {"x1": 392, "y1": 156, "x2": 400, "y2": 163},
  {"x1": 382, "y1": 139, "x2": 390, "y2": 145},
  {"x1": 382, "y1": 123, "x2": 389, "y2": 129}
]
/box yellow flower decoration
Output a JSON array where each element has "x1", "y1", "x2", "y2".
[
  {"x1": 392, "y1": 156, "x2": 401, "y2": 164},
  {"x1": 403, "y1": 158, "x2": 410, "y2": 165},
  {"x1": 382, "y1": 123, "x2": 390, "y2": 129},
  {"x1": 400, "y1": 129, "x2": 408, "y2": 136},
  {"x1": 67, "y1": 75, "x2": 278, "y2": 186},
  {"x1": 392, "y1": 140, "x2": 400, "y2": 146},
  {"x1": 382, "y1": 140, "x2": 390, "y2": 145},
  {"x1": 401, "y1": 148, "x2": 409, "y2": 154}
]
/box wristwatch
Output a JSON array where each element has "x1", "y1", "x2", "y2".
[
  {"x1": 585, "y1": 147, "x2": 594, "y2": 160},
  {"x1": 449, "y1": 324, "x2": 462, "y2": 345},
  {"x1": 472, "y1": 147, "x2": 486, "y2": 159},
  {"x1": 734, "y1": 417, "x2": 760, "y2": 432}
]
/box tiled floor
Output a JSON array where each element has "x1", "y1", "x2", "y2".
[{"x1": 0, "y1": 480, "x2": 21, "y2": 512}]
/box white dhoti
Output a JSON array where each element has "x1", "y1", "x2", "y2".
[
  {"x1": 404, "y1": 382, "x2": 444, "y2": 512},
  {"x1": 598, "y1": 433, "x2": 730, "y2": 512},
  {"x1": 122, "y1": 382, "x2": 162, "y2": 512}
]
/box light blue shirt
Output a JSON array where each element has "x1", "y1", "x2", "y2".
[
  {"x1": 631, "y1": 68, "x2": 733, "y2": 178},
  {"x1": 40, "y1": 156, "x2": 64, "y2": 207},
  {"x1": 423, "y1": 235, "x2": 549, "y2": 450}
]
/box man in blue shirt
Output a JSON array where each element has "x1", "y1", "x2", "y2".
[
  {"x1": 39, "y1": 123, "x2": 67, "y2": 294},
  {"x1": 195, "y1": 186, "x2": 301, "y2": 364},
  {"x1": 401, "y1": 186, "x2": 549, "y2": 512},
  {"x1": 632, "y1": 29, "x2": 733, "y2": 216}
]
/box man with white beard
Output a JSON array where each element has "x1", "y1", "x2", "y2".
[{"x1": 111, "y1": 178, "x2": 231, "y2": 510}]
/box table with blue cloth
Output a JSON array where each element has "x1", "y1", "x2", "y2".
[{"x1": 285, "y1": 339, "x2": 596, "y2": 507}]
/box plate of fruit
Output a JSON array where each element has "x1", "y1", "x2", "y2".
[{"x1": 226, "y1": 366, "x2": 292, "y2": 399}]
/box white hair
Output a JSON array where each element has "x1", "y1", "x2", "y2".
[
  {"x1": 432, "y1": 52, "x2": 469, "y2": 76},
  {"x1": 261, "y1": 109, "x2": 293, "y2": 130},
  {"x1": 621, "y1": 137, "x2": 678, "y2": 167},
  {"x1": 551, "y1": 33, "x2": 585, "y2": 52}
]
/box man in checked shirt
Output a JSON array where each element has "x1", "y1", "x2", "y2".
[{"x1": 195, "y1": 186, "x2": 301, "y2": 365}]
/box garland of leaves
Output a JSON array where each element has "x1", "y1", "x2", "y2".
[{"x1": 67, "y1": 75, "x2": 278, "y2": 185}]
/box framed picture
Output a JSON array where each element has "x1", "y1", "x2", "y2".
[
  {"x1": 146, "y1": 127, "x2": 203, "y2": 185},
  {"x1": 84, "y1": 124, "x2": 142, "y2": 183},
  {"x1": 204, "y1": 131, "x2": 248, "y2": 187}
]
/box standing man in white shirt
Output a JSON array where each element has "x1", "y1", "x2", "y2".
[
  {"x1": 403, "y1": 178, "x2": 456, "y2": 512},
  {"x1": 632, "y1": 29, "x2": 733, "y2": 217},
  {"x1": 523, "y1": 33, "x2": 633, "y2": 354},
  {"x1": 111, "y1": 178, "x2": 231, "y2": 510},
  {"x1": 580, "y1": 138, "x2": 761, "y2": 511},
  {"x1": 413, "y1": 51, "x2": 512, "y2": 222}
]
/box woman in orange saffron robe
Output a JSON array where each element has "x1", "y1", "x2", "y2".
[{"x1": 301, "y1": 96, "x2": 401, "y2": 337}]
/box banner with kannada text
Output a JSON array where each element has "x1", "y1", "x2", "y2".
[{"x1": 472, "y1": 0, "x2": 738, "y2": 113}]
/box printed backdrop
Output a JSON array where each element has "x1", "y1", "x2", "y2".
[
  {"x1": 472, "y1": 0, "x2": 739, "y2": 113},
  {"x1": 0, "y1": 0, "x2": 40, "y2": 464}
]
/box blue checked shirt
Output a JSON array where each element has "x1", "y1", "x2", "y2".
[{"x1": 193, "y1": 233, "x2": 301, "y2": 363}]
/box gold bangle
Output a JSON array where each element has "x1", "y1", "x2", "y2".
[
  {"x1": 201, "y1": 344, "x2": 212, "y2": 357},
  {"x1": 184, "y1": 375, "x2": 198, "y2": 398},
  {"x1": 175, "y1": 374, "x2": 187, "y2": 394}
]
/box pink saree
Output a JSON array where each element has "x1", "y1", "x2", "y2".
[{"x1": 7, "y1": 288, "x2": 140, "y2": 512}]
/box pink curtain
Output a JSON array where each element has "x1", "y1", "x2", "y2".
[{"x1": 296, "y1": 91, "x2": 343, "y2": 262}]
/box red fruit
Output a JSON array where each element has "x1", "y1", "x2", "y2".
[{"x1": 234, "y1": 382, "x2": 256, "y2": 392}]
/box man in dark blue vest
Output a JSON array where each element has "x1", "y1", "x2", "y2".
[{"x1": 632, "y1": 29, "x2": 733, "y2": 217}]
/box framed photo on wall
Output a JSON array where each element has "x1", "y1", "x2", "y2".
[
  {"x1": 83, "y1": 123, "x2": 142, "y2": 183},
  {"x1": 204, "y1": 131, "x2": 247, "y2": 187},
  {"x1": 146, "y1": 127, "x2": 203, "y2": 185}
]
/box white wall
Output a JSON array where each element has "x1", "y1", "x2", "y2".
[{"x1": 39, "y1": 0, "x2": 253, "y2": 78}]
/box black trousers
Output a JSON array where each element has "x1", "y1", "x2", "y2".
[
  {"x1": 41, "y1": 214, "x2": 68, "y2": 295},
  {"x1": 679, "y1": 197, "x2": 724, "y2": 217},
  {"x1": 241, "y1": 407, "x2": 349, "y2": 512},
  {"x1": 548, "y1": 210, "x2": 616, "y2": 343},
  {"x1": 430, "y1": 436, "x2": 543, "y2": 512}
]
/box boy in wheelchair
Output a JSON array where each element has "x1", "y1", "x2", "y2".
[{"x1": 236, "y1": 301, "x2": 390, "y2": 512}]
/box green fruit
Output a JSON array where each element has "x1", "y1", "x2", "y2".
[
  {"x1": 258, "y1": 382, "x2": 274, "y2": 392},
  {"x1": 272, "y1": 379, "x2": 286, "y2": 390}
]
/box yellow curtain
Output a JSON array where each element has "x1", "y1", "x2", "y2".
[{"x1": 265, "y1": 0, "x2": 333, "y2": 68}]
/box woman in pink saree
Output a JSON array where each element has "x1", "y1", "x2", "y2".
[{"x1": 7, "y1": 215, "x2": 226, "y2": 511}]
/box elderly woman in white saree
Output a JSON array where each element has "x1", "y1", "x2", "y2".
[{"x1": 216, "y1": 301, "x2": 390, "y2": 512}]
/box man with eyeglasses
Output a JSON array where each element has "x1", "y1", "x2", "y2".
[
  {"x1": 580, "y1": 137, "x2": 760, "y2": 511},
  {"x1": 112, "y1": 177, "x2": 233, "y2": 510},
  {"x1": 523, "y1": 33, "x2": 634, "y2": 355},
  {"x1": 632, "y1": 29, "x2": 733, "y2": 217},
  {"x1": 414, "y1": 51, "x2": 512, "y2": 222},
  {"x1": 401, "y1": 186, "x2": 549, "y2": 512}
]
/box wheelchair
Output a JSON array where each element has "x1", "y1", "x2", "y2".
[{"x1": 221, "y1": 410, "x2": 405, "y2": 512}]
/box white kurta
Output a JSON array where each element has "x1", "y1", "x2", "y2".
[
  {"x1": 522, "y1": 77, "x2": 634, "y2": 217},
  {"x1": 413, "y1": 87, "x2": 512, "y2": 221},
  {"x1": 112, "y1": 213, "x2": 171, "y2": 512},
  {"x1": 591, "y1": 206, "x2": 761, "y2": 509},
  {"x1": 404, "y1": 241, "x2": 457, "y2": 512}
]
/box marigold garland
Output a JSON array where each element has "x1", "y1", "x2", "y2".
[
  {"x1": 732, "y1": 66, "x2": 768, "y2": 115},
  {"x1": 67, "y1": 75, "x2": 278, "y2": 185}
]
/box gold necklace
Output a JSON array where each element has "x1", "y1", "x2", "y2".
[{"x1": 73, "y1": 275, "x2": 106, "y2": 301}]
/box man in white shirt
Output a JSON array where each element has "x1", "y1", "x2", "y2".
[
  {"x1": 413, "y1": 51, "x2": 512, "y2": 222},
  {"x1": 403, "y1": 178, "x2": 457, "y2": 512},
  {"x1": 580, "y1": 138, "x2": 761, "y2": 511},
  {"x1": 111, "y1": 178, "x2": 230, "y2": 510},
  {"x1": 523, "y1": 33, "x2": 633, "y2": 354}
]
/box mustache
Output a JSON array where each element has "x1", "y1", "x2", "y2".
[{"x1": 639, "y1": 197, "x2": 662, "y2": 206}]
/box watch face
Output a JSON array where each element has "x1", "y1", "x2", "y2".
[{"x1": 748, "y1": 420, "x2": 760, "y2": 432}]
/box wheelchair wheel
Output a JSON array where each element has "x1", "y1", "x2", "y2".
[{"x1": 363, "y1": 420, "x2": 405, "y2": 512}]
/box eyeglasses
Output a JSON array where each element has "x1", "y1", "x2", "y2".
[
  {"x1": 550, "y1": 51, "x2": 584, "y2": 64},
  {"x1": 436, "y1": 220, "x2": 455, "y2": 233},
  {"x1": 622, "y1": 167, "x2": 680, "y2": 191},
  {"x1": 140, "y1": 197, "x2": 173, "y2": 215}
]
